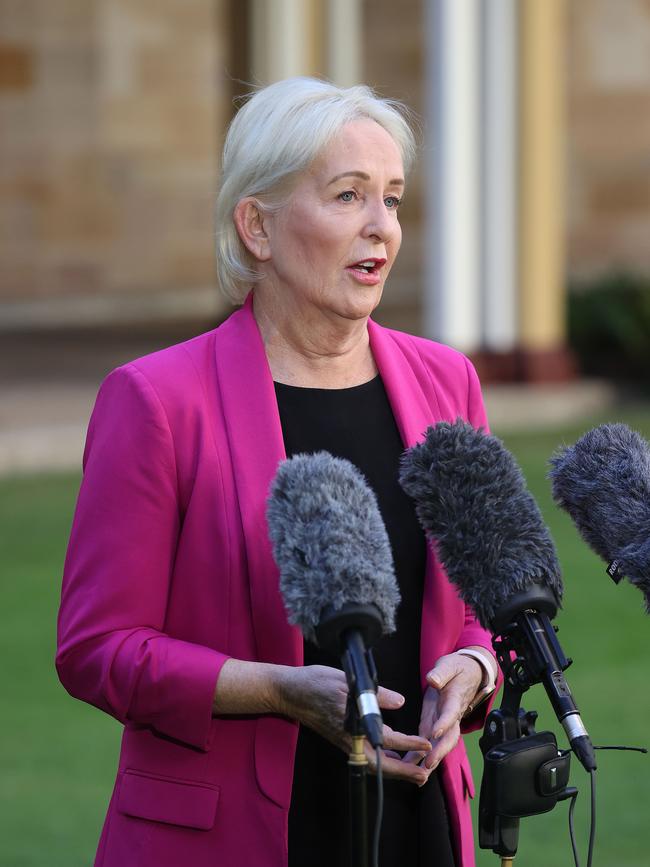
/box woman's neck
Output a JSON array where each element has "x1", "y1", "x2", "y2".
[{"x1": 252, "y1": 291, "x2": 378, "y2": 389}]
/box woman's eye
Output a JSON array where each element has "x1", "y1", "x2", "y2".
[
  {"x1": 385, "y1": 196, "x2": 402, "y2": 210},
  {"x1": 338, "y1": 190, "x2": 356, "y2": 203}
]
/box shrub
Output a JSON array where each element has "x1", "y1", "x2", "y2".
[{"x1": 568, "y1": 273, "x2": 650, "y2": 385}]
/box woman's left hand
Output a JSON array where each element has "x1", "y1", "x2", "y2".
[{"x1": 402, "y1": 652, "x2": 483, "y2": 770}]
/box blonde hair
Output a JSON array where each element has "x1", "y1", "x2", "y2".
[{"x1": 215, "y1": 77, "x2": 416, "y2": 304}]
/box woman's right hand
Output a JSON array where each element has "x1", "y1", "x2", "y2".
[{"x1": 273, "y1": 664, "x2": 433, "y2": 786}]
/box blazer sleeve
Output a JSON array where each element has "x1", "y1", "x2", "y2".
[{"x1": 56, "y1": 364, "x2": 228, "y2": 751}]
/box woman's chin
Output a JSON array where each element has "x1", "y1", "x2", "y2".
[{"x1": 334, "y1": 286, "x2": 383, "y2": 321}]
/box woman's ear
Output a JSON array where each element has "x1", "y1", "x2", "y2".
[{"x1": 233, "y1": 197, "x2": 272, "y2": 262}]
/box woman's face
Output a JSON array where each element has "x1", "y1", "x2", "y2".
[{"x1": 262, "y1": 118, "x2": 405, "y2": 323}]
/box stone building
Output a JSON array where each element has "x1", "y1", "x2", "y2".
[{"x1": 0, "y1": 0, "x2": 648, "y2": 381}]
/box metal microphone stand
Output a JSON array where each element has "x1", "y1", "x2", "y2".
[
  {"x1": 478, "y1": 679, "x2": 573, "y2": 863},
  {"x1": 479, "y1": 589, "x2": 577, "y2": 865},
  {"x1": 480, "y1": 585, "x2": 646, "y2": 865},
  {"x1": 345, "y1": 694, "x2": 370, "y2": 867},
  {"x1": 316, "y1": 604, "x2": 384, "y2": 867}
]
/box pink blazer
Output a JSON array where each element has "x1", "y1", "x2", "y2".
[{"x1": 57, "y1": 293, "x2": 495, "y2": 867}]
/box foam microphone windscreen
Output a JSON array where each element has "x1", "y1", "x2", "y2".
[
  {"x1": 399, "y1": 419, "x2": 563, "y2": 629},
  {"x1": 267, "y1": 451, "x2": 400, "y2": 643},
  {"x1": 549, "y1": 422, "x2": 650, "y2": 612}
]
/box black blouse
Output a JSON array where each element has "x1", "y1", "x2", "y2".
[{"x1": 275, "y1": 375, "x2": 456, "y2": 867}]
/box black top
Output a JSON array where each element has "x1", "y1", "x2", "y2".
[{"x1": 275, "y1": 375, "x2": 456, "y2": 867}]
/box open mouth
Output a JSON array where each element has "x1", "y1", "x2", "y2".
[{"x1": 349, "y1": 258, "x2": 387, "y2": 274}]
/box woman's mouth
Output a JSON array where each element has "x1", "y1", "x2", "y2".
[{"x1": 346, "y1": 258, "x2": 387, "y2": 284}]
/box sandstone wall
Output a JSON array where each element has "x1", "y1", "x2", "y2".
[
  {"x1": 0, "y1": 0, "x2": 230, "y2": 323},
  {"x1": 1, "y1": 0, "x2": 649, "y2": 331},
  {"x1": 567, "y1": 0, "x2": 650, "y2": 278}
]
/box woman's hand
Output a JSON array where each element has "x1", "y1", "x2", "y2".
[
  {"x1": 402, "y1": 653, "x2": 484, "y2": 771},
  {"x1": 274, "y1": 664, "x2": 433, "y2": 786}
]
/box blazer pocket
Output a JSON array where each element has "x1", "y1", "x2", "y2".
[
  {"x1": 118, "y1": 769, "x2": 220, "y2": 831},
  {"x1": 460, "y1": 754, "x2": 476, "y2": 800}
]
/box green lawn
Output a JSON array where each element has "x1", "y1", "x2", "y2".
[
  {"x1": 469, "y1": 409, "x2": 650, "y2": 867},
  {"x1": 1, "y1": 409, "x2": 649, "y2": 866},
  {"x1": 0, "y1": 474, "x2": 122, "y2": 867}
]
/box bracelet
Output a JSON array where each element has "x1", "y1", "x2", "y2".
[
  {"x1": 456, "y1": 648, "x2": 496, "y2": 688},
  {"x1": 456, "y1": 648, "x2": 497, "y2": 716}
]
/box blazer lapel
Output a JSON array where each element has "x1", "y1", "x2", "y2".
[
  {"x1": 368, "y1": 317, "x2": 443, "y2": 447},
  {"x1": 213, "y1": 293, "x2": 302, "y2": 667},
  {"x1": 213, "y1": 311, "x2": 446, "y2": 670},
  {"x1": 368, "y1": 318, "x2": 463, "y2": 683}
]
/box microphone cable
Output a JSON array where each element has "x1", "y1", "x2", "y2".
[
  {"x1": 566, "y1": 784, "x2": 580, "y2": 867},
  {"x1": 564, "y1": 745, "x2": 646, "y2": 867},
  {"x1": 561, "y1": 766, "x2": 595, "y2": 867},
  {"x1": 372, "y1": 747, "x2": 383, "y2": 867},
  {"x1": 587, "y1": 769, "x2": 596, "y2": 867}
]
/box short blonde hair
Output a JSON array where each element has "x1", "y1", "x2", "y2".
[{"x1": 215, "y1": 77, "x2": 416, "y2": 304}]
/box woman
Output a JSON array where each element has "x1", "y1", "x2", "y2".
[{"x1": 57, "y1": 77, "x2": 497, "y2": 867}]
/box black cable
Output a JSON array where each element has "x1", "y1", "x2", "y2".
[
  {"x1": 594, "y1": 744, "x2": 647, "y2": 753},
  {"x1": 564, "y1": 744, "x2": 643, "y2": 867},
  {"x1": 567, "y1": 788, "x2": 580, "y2": 867},
  {"x1": 373, "y1": 748, "x2": 383, "y2": 867},
  {"x1": 581, "y1": 744, "x2": 645, "y2": 867},
  {"x1": 587, "y1": 770, "x2": 596, "y2": 867}
]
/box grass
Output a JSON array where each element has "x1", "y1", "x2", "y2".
[
  {"x1": 1, "y1": 409, "x2": 649, "y2": 866},
  {"x1": 0, "y1": 474, "x2": 122, "y2": 867},
  {"x1": 469, "y1": 408, "x2": 650, "y2": 867}
]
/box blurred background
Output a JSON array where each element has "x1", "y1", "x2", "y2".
[
  {"x1": 1, "y1": 0, "x2": 650, "y2": 471},
  {"x1": 1, "y1": 1, "x2": 649, "y2": 865}
]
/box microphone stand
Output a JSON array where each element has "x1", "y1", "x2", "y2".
[
  {"x1": 478, "y1": 678, "x2": 540, "y2": 861},
  {"x1": 345, "y1": 693, "x2": 369, "y2": 867},
  {"x1": 316, "y1": 604, "x2": 384, "y2": 867},
  {"x1": 479, "y1": 587, "x2": 578, "y2": 864}
]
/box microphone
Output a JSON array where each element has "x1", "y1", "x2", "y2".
[
  {"x1": 399, "y1": 419, "x2": 597, "y2": 772},
  {"x1": 267, "y1": 451, "x2": 400, "y2": 748},
  {"x1": 549, "y1": 422, "x2": 650, "y2": 613}
]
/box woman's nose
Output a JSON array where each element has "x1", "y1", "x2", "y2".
[{"x1": 362, "y1": 199, "x2": 398, "y2": 243}]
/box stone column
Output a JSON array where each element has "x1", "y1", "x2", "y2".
[
  {"x1": 249, "y1": 0, "x2": 322, "y2": 84},
  {"x1": 517, "y1": 0, "x2": 574, "y2": 380},
  {"x1": 481, "y1": 0, "x2": 517, "y2": 354},
  {"x1": 423, "y1": 0, "x2": 482, "y2": 353},
  {"x1": 326, "y1": 0, "x2": 362, "y2": 87}
]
